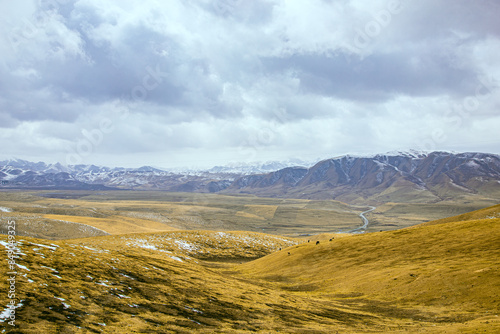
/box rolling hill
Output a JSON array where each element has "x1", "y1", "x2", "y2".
[
  {"x1": 237, "y1": 203, "x2": 500, "y2": 332},
  {"x1": 1, "y1": 203, "x2": 498, "y2": 332}
]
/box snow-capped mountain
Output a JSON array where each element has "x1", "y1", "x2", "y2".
[
  {"x1": 0, "y1": 159, "x2": 238, "y2": 191},
  {"x1": 1, "y1": 152, "x2": 499, "y2": 204},
  {"x1": 224, "y1": 151, "x2": 500, "y2": 203},
  {"x1": 206, "y1": 159, "x2": 317, "y2": 175}
]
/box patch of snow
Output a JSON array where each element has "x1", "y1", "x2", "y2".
[
  {"x1": 62, "y1": 303, "x2": 70, "y2": 309},
  {"x1": 54, "y1": 297, "x2": 65, "y2": 301},
  {"x1": 16, "y1": 264, "x2": 30, "y2": 271},
  {"x1": 119, "y1": 273, "x2": 135, "y2": 280},
  {"x1": 185, "y1": 306, "x2": 203, "y2": 314},
  {"x1": 96, "y1": 280, "x2": 112, "y2": 287},
  {"x1": 175, "y1": 240, "x2": 198, "y2": 251},
  {"x1": 138, "y1": 243, "x2": 157, "y2": 250},
  {"x1": 126, "y1": 239, "x2": 160, "y2": 250},
  {"x1": 29, "y1": 242, "x2": 57, "y2": 251},
  {"x1": 0, "y1": 241, "x2": 24, "y2": 255},
  {"x1": 0, "y1": 300, "x2": 23, "y2": 322},
  {"x1": 41, "y1": 265, "x2": 58, "y2": 272},
  {"x1": 464, "y1": 160, "x2": 480, "y2": 168},
  {"x1": 0, "y1": 207, "x2": 12, "y2": 212},
  {"x1": 82, "y1": 246, "x2": 109, "y2": 253},
  {"x1": 170, "y1": 256, "x2": 183, "y2": 262},
  {"x1": 151, "y1": 265, "x2": 163, "y2": 271}
]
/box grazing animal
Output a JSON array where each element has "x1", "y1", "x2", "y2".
[
  {"x1": 316, "y1": 241, "x2": 320, "y2": 245},
  {"x1": 308, "y1": 240, "x2": 310, "y2": 243},
  {"x1": 288, "y1": 252, "x2": 290, "y2": 255},
  {"x1": 329, "y1": 238, "x2": 332, "y2": 241}
]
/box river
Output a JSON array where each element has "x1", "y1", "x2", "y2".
[{"x1": 347, "y1": 206, "x2": 376, "y2": 233}]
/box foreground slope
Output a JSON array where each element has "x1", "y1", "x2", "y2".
[
  {"x1": 1, "y1": 205, "x2": 499, "y2": 333},
  {"x1": 237, "y1": 204, "x2": 500, "y2": 332},
  {"x1": 1, "y1": 231, "x2": 378, "y2": 333}
]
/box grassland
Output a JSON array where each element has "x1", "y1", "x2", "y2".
[
  {"x1": 0, "y1": 190, "x2": 371, "y2": 239},
  {"x1": 366, "y1": 197, "x2": 498, "y2": 231},
  {"x1": 1, "y1": 190, "x2": 495, "y2": 240},
  {"x1": 237, "y1": 206, "x2": 500, "y2": 332},
  {"x1": 0, "y1": 204, "x2": 499, "y2": 332},
  {"x1": 0, "y1": 190, "x2": 498, "y2": 332}
]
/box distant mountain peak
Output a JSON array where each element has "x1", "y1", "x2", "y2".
[{"x1": 1, "y1": 152, "x2": 499, "y2": 204}]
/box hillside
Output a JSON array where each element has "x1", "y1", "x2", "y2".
[
  {"x1": 0, "y1": 231, "x2": 306, "y2": 333},
  {"x1": 1, "y1": 204, "x2": 499, "y2": 332},
  {"x1": 224, "y1": 151, "x2": 500, "y2": 204},
  {"x1": 236, "y1": 204, "x2": 500, "y2": 332}
]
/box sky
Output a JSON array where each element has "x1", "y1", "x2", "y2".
[{"x1": 0, "y1": 0, "x2": 499, "y2": 169}]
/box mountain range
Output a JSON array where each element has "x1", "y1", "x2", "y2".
[{"x1": 1, "y1": 151, "x2": 499, "y2": 204}]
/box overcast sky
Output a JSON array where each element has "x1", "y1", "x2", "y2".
[{"x1": 1, "y1": 0, "x2": 499, "y2": 169}]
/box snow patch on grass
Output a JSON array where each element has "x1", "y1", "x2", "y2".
[
  {"x1": 0, "y1": 301, "x2": 23, "y2": 323},
  {"x1": 16, "y1": 263, "x2": 30, "y2": 271},
  {"x1": 29, "y1": 242, "x2": 58, "y2": 251}
]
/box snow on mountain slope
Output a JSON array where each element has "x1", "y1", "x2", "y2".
[{"x1": 1, "y1": 152, "x2": 499, "y2": 203}]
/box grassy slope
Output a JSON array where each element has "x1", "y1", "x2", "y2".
[
  {"x1": 237, "y1": 205, "x2": 500, "y2": 332},
  {"x1": 418, "y1": 203, "x2": 500, "y2": 226},
  {"x1": 367, "y1": 199, "x2": 498, "y2": 231},
  {"x1": 1, "y1": 193, "x2": 499, "y2": 332},
  {"x1": 0, "y1": 231, "x2": 299, "y2": 333},
  {"x1": 42, "y1": 214, "x2": 178, "y2": 235}
]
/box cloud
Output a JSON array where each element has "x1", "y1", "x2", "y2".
[{"x1": 0, "y1": 0, "x2": 498, "y2": 168}]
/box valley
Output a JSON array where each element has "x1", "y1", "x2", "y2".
[
  {"x1": 0, "y1": 151, "x2": 499, "y2": 333},
  {"x1": 0, "y1": 190, "x2": 498, "y2": 333},
  {"x1": 1, "y1": 0, "x2": 499, "y2": 331},
  {"x1": 0, "y1": 190, "x2": 495, "y2": 239}
]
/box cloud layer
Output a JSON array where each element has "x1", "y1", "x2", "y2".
[{"x1": 1, "y1": 0, "x2": 499, "y2": 168}]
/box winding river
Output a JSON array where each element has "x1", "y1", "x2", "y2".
[{"x1": 347, "y1": 206, "x2": 376, "y2": 233}]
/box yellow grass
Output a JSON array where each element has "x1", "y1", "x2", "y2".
[
  {"x1": 42, "y1": 214, "x2": 177, "y2": 234},
  {"x1": 0, "y1": 191, "x2": 498, "y2": 332},
  {"x1": 235, "y1": 206, "x2": 500, "y2": 332}
]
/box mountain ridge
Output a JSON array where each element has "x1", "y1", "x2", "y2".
[
  {"x1": 222, "y1": 151, "x2": 500, "y2": 203},
  {"x1": 1, "y1": 151, "x2": 499, "y2": 204}
]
